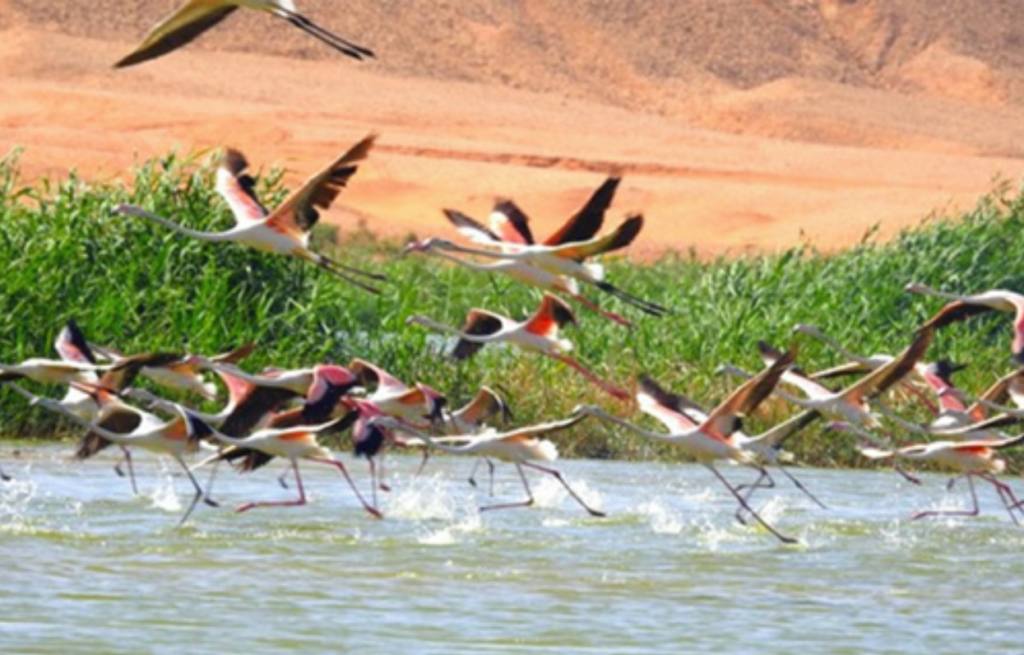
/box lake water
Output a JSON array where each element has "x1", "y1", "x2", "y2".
[{"x1": 1, "y1": 444, "x2": 1020, "y2": 654}]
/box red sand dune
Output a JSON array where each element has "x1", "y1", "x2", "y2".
[{"x1": 3, "y1": 0, "x2": 1024, "y2": 256}]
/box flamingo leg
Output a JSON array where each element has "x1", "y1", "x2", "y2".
[
  {"x1": 367, "y1": 458, "x2": 379, "y2": 508},
  {"x1": 705, "y1": 463, "x2": 797, "y2": 544},
  {"x1": 912, "y1": 474, "x2": 978, "y2": 521},
  {"x1": 777, "y1": 464, "x2": 828, "y2": 510},
  {"x1": 734, "y1": 466, "x2": 775, "y2": 525},
  {"x1": 413, "y1": 448, "x2": 430, "y2": 477},
  {"x1": 175, "y1": 455, "x2": 210, "y2": 527},
  {"x1": 114, "y1": 446, "x2": 138, "y2": 496},
  {"x1": 480, "y1": 464, "x2": 535, "y2": 512},
  {"x1": 467, "y1": 457, "x2": 496, "y2": 495},
  {"x1": 201, "y1": 458, "x2": 222, "y2": 507},
  {"x1": 895, "y1": 464, "x2": 922, "y2": 486},
  {"x1": 314, "y1": 457, "x2": 383, "y2": 519},
  {"x1": 551, "y1": 354, "x2": 629, "y2": 401},
  {"x1": 592, "y1": 280, "x2": 668, "y2": 317},
  {"x1": 522, "y1": 461, "x2": 606, "y2": 517},
  {"x1": 378, "y1": 456, "x2": 391, "y2": 493},
  {"x1": 277, "y1": 463, "x2": 292, "y2": 489},
  {"x1": 237, "y1": 460, "x2": 307, "y2": 514},
  {"x1": 980, "y1": 473, "x2": 1023, "y2": 525},
  {"x1": 570, "y1": 293, "x2": 632, "y2": 328}
]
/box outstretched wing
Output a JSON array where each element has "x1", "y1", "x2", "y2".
[
  {"x1": 115, "y1": 3, "x2": 238, "y2": 68},
  {"x1": 444, "y1": 208, "x2": 503, "y2": 244},
  {"x1": 637, "y1": 375, "x2": 700, "y2": 434},
  {"x1": 263, "y1": 134, "x2": 376, "y2": 237},
  {"x1": 452, "y1": 310, "x2": 506, "y2": 361},
  {"x1": 547, "y1": 214, "x2": 643, "y2": 261},
  {"x1": 704, "y1": 347, "x2": 797, "y2": 440},
  {"x1": 490, "y1": 200, "x2": 534, "y2": 244},
  {"x1": 216, "y1": 149, "x2": 268, "y2": 224},
  {"x1": 55, "y1": 319, "x2": 97, "y2": 365},
  {"x1": 544, "y1": 177, "x2": 620, "y2": 246},
  {"x1": 523, "y1": 294, "x2": 576, "y2": 337}
]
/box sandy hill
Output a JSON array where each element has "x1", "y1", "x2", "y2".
[{"x1": 2, "y1": 0, "x2": 1024, "y2": 254}]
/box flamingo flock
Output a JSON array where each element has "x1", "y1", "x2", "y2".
[{"x1": 5, "y1": 2, "x2": 1024, "y2": 545}]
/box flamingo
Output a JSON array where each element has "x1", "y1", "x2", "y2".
[
  {"x1": 407, "y1": 294, "x2": 629, "y2": 400},
  {"x1": 192, "y1": 415, "x2": 382, "y2": 518},
  {"x1": 421, "y1": 211, "x2": 666, "y2": 317},
  {"x1": 829, "y1": 421, "x2": 1024, "y2": 524},
  {"x1": 9, "y1": 384, "x2": 218, "y2": 526},
  {"x1": 740, "y1": 330, "x2": 933, "y2": 435},
  {"x1": 793, "y1": 324, "x2": 940, "y2": 414},
  {"x1": 115, "y1": 135, "x2": 385, "y2": 293},
  {"x1": 907, "y1": 283, "x2": 1024, "y2": 363},
  {"x1": 405, "y1": 177, "x2": 633, "y2": 326},
  {"x1": 575, "y1": 348, "x2": 801, "y2": 543},
  {"x1": 642, "y1": 380, "x2": 827, "y2": 512},
  {"x1": 115, "y1": 0, "x2": 374, "y2": 68},
  {"x1": 92, "y1": 342, "x2": 255, "y2": 401},
  {"x1": 347, "y1": 359, "x2": 447, "y2": 425},
  {"x1": 370, "y1": 412, "x2": 606, "y2": 517},
  {"x1": 190, "y1": 364, "x2": 359, "y2": 478}
]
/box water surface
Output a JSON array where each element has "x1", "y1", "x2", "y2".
[{"x1": 1, "y1": 445, "x2": 1020, "y2": 653}]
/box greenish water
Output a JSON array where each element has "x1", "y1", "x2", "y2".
[{"x1": 0, "y1": 444, "x2": 1021, "y2": 654}]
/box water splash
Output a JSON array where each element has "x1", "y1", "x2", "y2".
[{"x1": 636, "y1": 498, "x2": 684, "y2": 535}]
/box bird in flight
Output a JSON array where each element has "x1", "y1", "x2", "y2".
[
  {"x1": 115, "y1": 0, "x2": 374, "y2": 69},
  {"x1": 116, "y1": 135, "x2": 385, "y2": 293}
]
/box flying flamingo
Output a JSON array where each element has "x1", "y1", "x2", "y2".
[
  {"x1": 10, "y1": 383, "x2": 218, "y2": 526},
  {"x1": 743, "y1": 330, "x2": 933, "y2": 434},
  {"x1": 829, "y1": 420, "x2": 1024, "y2": 524},
  {"x1": 92, "y1": 342, "x2": 255, "y2": 400},
  {"x1": 347, "y1": 359, "x2": 447, "y2": 425},
  {"x1": 418, "y1": 212, "x2": 666, "y2": 317},
  {"x1": 407, "y1": 294, "x2": 630, "y2": 400},
  {"x1": 115, "y1": 0, "x2": 374, "y2": 68},
  {"x1": 641, "y1": 380, "x2": 827, "y2": 513},
  {"x1": 115, "y1": 135, "x2": 385, "y2": 293},
  {"x1": 907, "y1": 283, "x2": 1024, "y2": 363},
  {"x1": 370, "y1": 412, "x2": 606, "y2": 517},
  {"x1": 793, "y1": 324, "x2": 940, "y2": 414},
  {"x1": 405, "y1": 177, "x2": 633, "y2": 325},
  {"x1": 575, "y1": 348, "x2": 801, "y2": 543},
  {"x1": 190, "y1": 415, "x2": 382, "y2": 518},
  {"x1": 189, "y1": 365, "x2": 360, "y2": 481}
]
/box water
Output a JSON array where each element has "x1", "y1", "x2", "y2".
[{"x1": 1, "y1": 445, "x2": 1021, "y2": 654}]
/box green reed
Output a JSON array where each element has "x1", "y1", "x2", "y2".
[{"x1": 2, "y1": 148, "x2": 1023, "y2": 466}]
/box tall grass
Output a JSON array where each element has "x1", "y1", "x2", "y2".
[{"x1": 2, "y1": 148, "x2": 1023, "y2": 466}]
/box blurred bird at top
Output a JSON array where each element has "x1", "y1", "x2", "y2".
[{"x1": 115, "y1": 0, "x2": 374, "y2": 69}]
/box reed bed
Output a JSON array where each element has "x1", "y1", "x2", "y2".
[{"x1": 2, "y1": 148, "x2": 1023, "y2": 466}]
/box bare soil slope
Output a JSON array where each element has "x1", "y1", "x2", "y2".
[{"x1": 2, "y1": 1, "x2": 1024, "y2": 254}]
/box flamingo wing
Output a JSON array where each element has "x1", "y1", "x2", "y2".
[
  {"x1": 524, "y1": 294, "x2": 576, "y2": 337},
  {"x1": 544, "y1": 176, "x2": 620, "y2": 246},
  {"x1": 216, "y1": 149, "x2": 268, "y2": 224},
  {"x1": 452, "y1": 387, "x2": 511, "y2": 426},
  {"x1": 490, "y1": 200, "x2": 534, "y2": 245},
  {"x1": 758, "y1": 341, "x2": 833, "y2": 400},
  {"x1": 844, "y1": 329, "x2": 933, "y2": 403},
  {"x1": 219, "y1": 386, "x2": 300, "y2": 437},
  {"x1": 546, "y1": 214, "x2": 643, "y2": 262},
  {"x1": 54, "y1": 320, "x2": 97, "y2": 365},
  {"x1": 637, "y1": 375, "x2": 701, "y2": 434},
  {"x1": 452, "y1": 310, "x2": 507, "y2": 361},
  {"x1": 263, "y1": 134, "x2": 375, "y2": 238},
  {"x1": 703, "y1": 347, "x2": 797, "y2": 439},
  {"x1": 443, "y1": 208, "x2": 503, "y2": 245},
  {"x1": 348, "y1": 358, "x2": 409, "y2": 396},
  {"x1": 75, "y1": 408, "x2": 143, "y2": 459},
  {"x1": 115, "y1": 2, "x2": 238, "y2": 68},
  {"x1": 922, "y1": 301, "x2": 996, "y2": 330}
]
